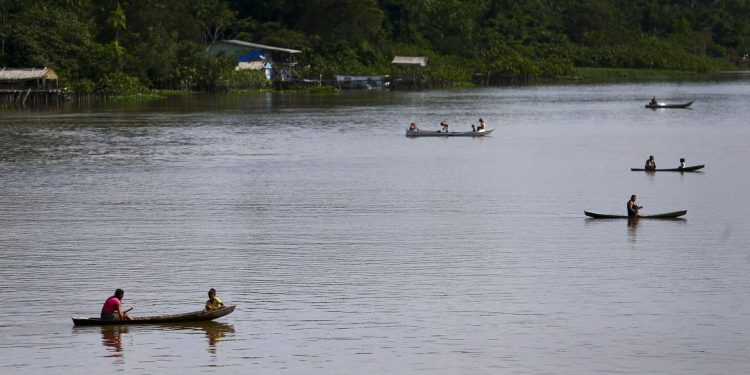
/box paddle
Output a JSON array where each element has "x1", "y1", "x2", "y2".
[{"x1": 121, "y1": 307, "x2": 134, "y2": 321}]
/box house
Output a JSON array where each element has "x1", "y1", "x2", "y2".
[
  {"x1": 207, "y1": 40, "x2": 302, "y2": 81},
  {"x1": 0, "y1": 67, "x2": 59, "y2": 90},
  {"x1": 391, "y1": 56, "x2": 428, "y2": 67},
  {"x1": 334, "y1": 75, "x2": 388, "y2": 89},
  {"x1": 391, "y1": 56, "x2": 428, "y2": 89}
]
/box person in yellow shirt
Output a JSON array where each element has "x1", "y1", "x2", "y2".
[{"x1": 204, "y1": 288, "x2": 224, "y2": 311}]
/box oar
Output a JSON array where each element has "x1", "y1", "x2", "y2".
[{"x1": 121, "y1": 307, "x2": 134, "y2": 321}]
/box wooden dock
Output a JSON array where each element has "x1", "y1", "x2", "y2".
[{"x1": 0, "y1": 89, "x2": 71, "y2": 108}]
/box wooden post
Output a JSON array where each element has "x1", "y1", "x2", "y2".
[{"x1": 22, "y1": 88, "x2": 31, "y2": 107}]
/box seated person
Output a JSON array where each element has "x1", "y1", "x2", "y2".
[
  {"x1": 679, "y1": 158, "x2": 686, "y2": 169},
  {"x1": 477, "y1": 118, "x2": 486, "y2": 132},
  {"x1": 205, "y1": 288, "x2": 224, "y2": 311},
  {"x1": 409, "y1": 122, "x2": 419, "y2": 132},
  {"x1": 627, "y1": 195, "x2": 642, "y2": 218},
  {"x1": 440, "y1": 121, "x2": 449, "y2": 132},
  {"x1": 645, "y1": 155, "x2": 656, "y2": 170},
  {"x1": 101, "y1": 289, "x2": 132, "y2": 320},
  {"x1": 471, "y1": 124, "x2": 476, "y2": 132},
  {"x1": 650, "y1": 96, "x2": 658, "y2": 106}
]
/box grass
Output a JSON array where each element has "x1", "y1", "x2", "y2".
[{"x1": 560, "y1": 67, "x2": 699, "y2": 82}]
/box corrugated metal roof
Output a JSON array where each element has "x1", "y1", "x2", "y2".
[
  {"x1": 334, "y1": 75, "x2": 386, "y2": 81},
  {"x1": 392, "y1": 56, "x2": 428, "y2": 66},
  {"x1": 219, "y1": 40, "x2": 302, "y2": 54},
  {"x1": 0, "y1": 67, "x2": 58, "y2": 81},
  {"x1": 236, "y1": 61, "x2": 265, "y2": 71}
]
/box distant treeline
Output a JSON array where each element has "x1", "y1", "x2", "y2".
[{"x1": 1, "y1": 0, "x2": 748, "y2": 92}]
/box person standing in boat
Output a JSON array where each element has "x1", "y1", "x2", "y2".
[
  {"x1": 679, "y1": 158, "x2": 686, "y2": 169},
  {"x1": 645, "y1": 155, "x2": 656, "y2": 171},
  {"x1": 440, "y1": 121, "x2": 449, "y2": 132},
  {"x1": 205, "y1": 288, "x2": 224, "y2": 311},
  {"x1": 101, "y1": 289, "x2": 132, "y2": 320},
  {"x1": 627, "y1": 195, "x2": 643, "y2": 218},
  {"x1": 477, "y1": 118, "x2": 486, "y2": 132}
]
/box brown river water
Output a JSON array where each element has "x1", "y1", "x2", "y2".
[{"x1": 1, "y1": 79, "x2": 749, "y2": 374}]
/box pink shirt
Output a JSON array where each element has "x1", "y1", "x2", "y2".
[{"x1": 101, "y1": 296, "x2": 121, "y2": 315}]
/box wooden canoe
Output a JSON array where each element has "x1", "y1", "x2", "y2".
[
  {"x1": 72, "y1": 305, "x2": 235, "y2": 326},
  {"x1": 406, "y1": 128, "x2": 493, "y2": 137},
  {"x1": 645, "y1": 101, "x2": 693, "y2": 109},
  {"x1": 584, "y1": 210, "x2": 687, "y2": 219},
  {"x1": 631, "y1": 164, "x2": 704, "y2": 172}
]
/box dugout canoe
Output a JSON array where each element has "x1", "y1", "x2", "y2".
[
  {"x1": 72, "y1": 305, "x2": 235, "y2": 326},
  {"x1": 645, "y1": 101, "x2": 693, "y2": 109},
  {"x1": 631, "y1": 164, "x2": 704, "y2": 172},
  {"x1": 406, "y1": 128, "x2": 493, "y2": 137},
  {"x1": 584, "y1": 210, "x2": 687, "y2": 219}
]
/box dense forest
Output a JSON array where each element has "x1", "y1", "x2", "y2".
[{"x1": 1, "y1": 0, "x2": 748, "y2": 92}]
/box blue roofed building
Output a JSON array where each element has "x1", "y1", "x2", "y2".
[{"x1": 206, "y1": 40, "x2": 302, "y2": 82}]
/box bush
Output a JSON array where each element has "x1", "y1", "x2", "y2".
[
  {"x1": 97, "y1": 72, "x2": 148, "y2": 95},
  {"x1": 224, "y1": 69, "x2": 271, "y2": 90}
]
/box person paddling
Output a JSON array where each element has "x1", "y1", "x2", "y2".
[
  {"x1": 440, "y1": 121, "x2": 449, "y2": 132},
  {"x1": 627, "y1": 194, "x2": 643, "y2": 218},
  {"x1": 101, "y1": 289, "x2": 132, "y2": 320}
]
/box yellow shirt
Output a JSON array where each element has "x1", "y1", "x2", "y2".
[{"x1": 206, "y1": 296, "x2": 223, "y2": 309}]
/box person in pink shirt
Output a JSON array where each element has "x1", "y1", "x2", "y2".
[{"x1": 101, "y1": 289, "x2": 132, "y2": 320}]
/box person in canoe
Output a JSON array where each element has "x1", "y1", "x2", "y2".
[
  {"x1": 649, "y1": 96, "x2": 658, "y2": 107},
  {"x1": 679, "y1": 158, "x2": 686, "y2": 169},
  {"x1": 101, "y1": 289, "x2": 132, "y2": 321},
  {"x1": 440, "y1": 121, "x2": 449, "y2": 132},
  {"x1": 205, "y1": 288, "x2": 224, "y2": 311},
  {"x1": 477, "y1": 118, "x2": 486, "y2": 132},
  {"x1": 409, "y1": 122, "x2": 419, "y2": 132},
  {"x1": 627, "y1": 194, "x2": 643, "y2": 218},
  {"x1": 645, "y1": 155, "x2": 656, "y2": 171}
]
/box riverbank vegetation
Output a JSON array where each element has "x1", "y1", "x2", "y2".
[{"x1": 1, "y1": 1, "x2": 747, "y2": 93}]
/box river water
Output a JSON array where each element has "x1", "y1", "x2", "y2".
[{"x1": 1, "y1": 79, "x2": 749, "y2": 374}]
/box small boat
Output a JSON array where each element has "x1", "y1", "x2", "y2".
[
  {"x1": 631, "y1": 164, "x2": 704, "y2": 172},
  {"x1": 72, "y1": 305, "x2": 236, "y2": 326},
  {"x1": 645, "y1": 101, "x2": 693, "y2": 109},
  {"x1": 584, "y1": 210, "x2": 686, "y2": 219},
  {"x1": 406, "y1": 128, "x2": 493, "y2": 137}
]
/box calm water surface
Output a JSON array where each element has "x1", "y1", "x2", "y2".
[{"x1": 1, "y1": 80, "x2": 749, "y2": 374}]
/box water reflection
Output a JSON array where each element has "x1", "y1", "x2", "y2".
[
  {"x1": 627, "y1": 218, "x2": 640, "y2": 243},
  {"x1": 161, "y1": 322, "x2": 236, "y2": 354},
  {"x1": 100, "y1": 326, "x2": 128, "y2": 364},
  {"x1": 73, "y1": 321, "x2": 235, "y2": 361}
]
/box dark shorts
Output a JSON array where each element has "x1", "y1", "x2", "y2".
[{"x1": 101, "y1": 312, "x2": 116, "y2": 320}]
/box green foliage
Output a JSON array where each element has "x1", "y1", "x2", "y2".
[
  {"x1": 223, "y1": 69, "x2": 270, "y2": 90},
  {"x1": 428, "y1": 55, "x2": 478, "y2": 83},
  {"x1": 67, "y1": 78, "x2": 97, "y2": 93},
  {"x1": 98, "y1": 72, "x2": 148, "y2": 95},
  {"x1": 1, "y1": 0, "x2": 748, "y2": 93},
  {"x1": 568, "y1": 67, "x2": 697, "y2": 82}
]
